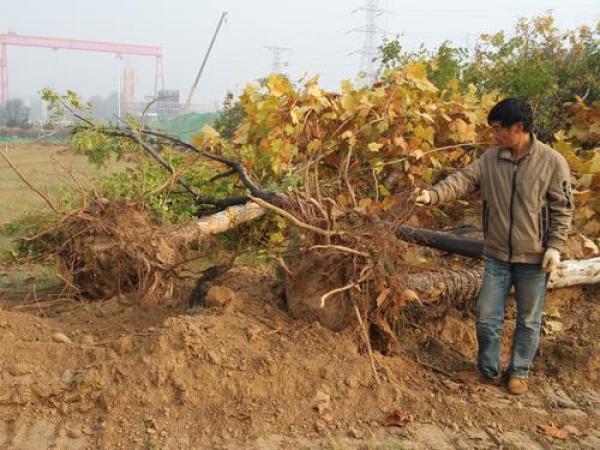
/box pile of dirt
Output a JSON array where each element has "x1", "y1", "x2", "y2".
[{"x1": 1, "y1": 267, "x2": 599, "y2": 449}]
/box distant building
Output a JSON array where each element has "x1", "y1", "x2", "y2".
[{"x1": 157, "y1": 89, "x2": 180, "y2": 120}]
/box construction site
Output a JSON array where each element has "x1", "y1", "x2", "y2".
[{"x1": 1, "y1": 2, "x2": 599, "y2": 449}]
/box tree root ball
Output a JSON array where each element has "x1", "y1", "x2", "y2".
[
  {"x1": 285, "y1": 251, "x2": 356, "y2": 331},
  {"x1": 53, "y1": 200, "x2": 184, "y2": 301}
]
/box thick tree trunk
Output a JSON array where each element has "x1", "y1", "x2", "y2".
[
  {"x1": 549, "y1": 257, "x2": 600, "y2": 288},
  {"x1": 396, "y1": 225, "x2": 600, "y2": 304},
  {"x1": 398, "y1": 257, "x2": 600, "y2": 306}
]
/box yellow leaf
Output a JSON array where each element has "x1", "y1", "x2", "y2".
[
  {"x1": 373, "y1": 160, "x2": 384, "y2": 175},
  {"x1": 341, "y1": 130, "x2": 357, "y2": 148},
  {"x1": 582, "y1": 153, "x2": 600, "y2": 174},
  {"x1": 284, "y1": 124, "x2": 295, "y2": 135},
  {"x1": 274, "y1": 216, "x2": 288, "y2": 229},
  {"x1": 553, "y1": 130, "x2": 568, "y2": 141},
  {"x1": 200, "y1": 124, "x2": 220, "y2": 139},
  {"x1": 269, "y1": 231, "x2": 285, "y2": 244},
  {"x1": 341, "y1": 94, "x2": 357, "y2": 112},
  {"x1": 405, "y1": 63, "x2": 428, "y2": 81},
  {"x1": 418, "y1": 112, "x2": 435, "y2": 123},
  {"x1": 429, "y1": 156, "x2": 442, "y2": 169},
  {"x1": 268, "y1": 73, "x2": 293, "y2": 97},
  {"x1": 394, "y1": 136, "x2": 409, "y2": 151},
  {"x1": 307, "y1": 139, "x2": 322, "y2": 153},
  {"x1": 308, "y1": 84, "x2": 323, "y2": 98},
  {"x1": 340, "y1": 79, "x2": 354, "y2": 93},
  {"x1": 377, "y1": 121, "x2": 389, "y2": 133},
  {"x1": 358, "y1": 198, "x2": 373, "y2": 210},
  {"x1": 411, "y1": 149, "x2": 424, "y2": 160},
  {"x1": 378, "y1": 184, "x2": 391, "y2": 197},
  {"x1": 421, "y1": 167, "x2": 433, "y2": 182},
  {"x1": 414, "y1": 125, "x2": 435, "y2": 144},
  {"x1": 372, "y1": 87, "x2": 386, "y2": 98},
  {"x1": 447, "y1": 78, "x2": 460, "y2": 91},
  {"x1": 290, "y1": 107, "x2": 300, "y2": 125},
  {"x1": 368, "y1": 142, "x2": 384, "y2": 152}
]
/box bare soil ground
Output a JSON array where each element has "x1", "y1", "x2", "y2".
[{"x1": 0, "y1": 266, "x2": 598, "y2": 450}]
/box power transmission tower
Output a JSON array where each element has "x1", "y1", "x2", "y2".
[
  {"x1": 350, "y1": 0, "x2": 387, "y2": 84},
  {"x1": 266, "y1": 46, "x2": 291, "y2": 76}
]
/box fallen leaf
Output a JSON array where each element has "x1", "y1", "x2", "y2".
[
  {"x1": 400, "y1": 289, "x2": 421, "y2": 305},
  {"x1": 368, "y1": 142, "x2": 384, "y2": 152}
]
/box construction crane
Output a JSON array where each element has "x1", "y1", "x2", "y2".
[
  {"x1": 183, "y1": 12, "x2": 228, "y2": 111},
  {"x1": 0, "y1": 31, "x2": 164, "y2": 105}
]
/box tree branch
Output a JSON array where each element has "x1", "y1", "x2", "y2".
[{"x1": 248, "y1": 195, "x2": 343, "y2": 237}]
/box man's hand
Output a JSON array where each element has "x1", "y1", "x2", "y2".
[
  {"x1": 542, "y1": 247, "x2": 560, "y2": 273},
  {"x1": 413, "y1": 189, "x2": 432, "y2": 206}
]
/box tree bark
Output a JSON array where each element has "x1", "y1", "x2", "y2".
[
  {"x1": 398, "y1": 257, "x2": 600, "y2": 307},
  {"x1": 168, "y1": 202, "x2": 266, "y2": 245}
]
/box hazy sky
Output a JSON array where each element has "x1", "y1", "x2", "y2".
[{"x1": 3, "y1": 0, "x2": 599, "y2": 109}]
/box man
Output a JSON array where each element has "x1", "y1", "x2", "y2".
[{"x1": 414, "y1": 98, "x2": 573, "y2": 395}]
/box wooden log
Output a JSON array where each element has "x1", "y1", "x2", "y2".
[
  {"x1": 396, "y1": 225, "x2": 600, "y2": 292},
  {"x1": 549, "y1": 257, "x2": 600, "y2": 288},
  {"x1": 397, "y1": 257, "x2": 600, "y2": 308}
]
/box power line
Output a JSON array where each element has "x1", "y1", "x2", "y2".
[
  {"x1": 265, "y1": 46, "x2": 291, "y2": 76},
  {"x1": 349, "y1": 0, "x2": 388, "y2": 84}
]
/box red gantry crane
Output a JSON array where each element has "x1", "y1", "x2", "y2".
[{"x1": 0, "y1": 30, "x2": 164, "y2": 105}]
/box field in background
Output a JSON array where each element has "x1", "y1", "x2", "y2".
[{"x1": 0, "y1": 142, "x2": 128, "y2": 253}]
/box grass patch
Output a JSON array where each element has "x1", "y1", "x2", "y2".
[{"x1": 0, "y1": 142, "x2": 128, "y2": 257}]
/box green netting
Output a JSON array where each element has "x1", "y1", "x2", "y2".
[
  {"x1": 151, "y1": 112, "x2": 218, "y2": 142},
  {"x1": 0, "y1": 135, "x2": 68, "y2": 144},
  {"x1": 0, "y1": 136, "x2": 33, "y2": 143}
]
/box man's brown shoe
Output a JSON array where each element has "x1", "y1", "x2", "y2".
[
  {"x1": 507, "y1": 377, "x2": 528, "y2": 395},
  {"x1": 478, "y1": 373, "x2": 502, "y2": 386}
]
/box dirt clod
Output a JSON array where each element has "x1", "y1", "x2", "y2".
[
  {"x1": 204, "y1": 286, "x2": 239, "y2": 307},
  {"x1": 52, "y1": 332, "x2": 72, "y2": 344}
]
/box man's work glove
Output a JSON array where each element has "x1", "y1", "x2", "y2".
[
  {"x1": 542, "y1": 247, "x2": 560, "y2": 273},
  {"x1": 413, "y1": 189, "x2": 432, "y2": 206}
]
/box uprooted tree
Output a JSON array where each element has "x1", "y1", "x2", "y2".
[{"x1": 6, "y1": 25, "x2": 598, "y2": 372}]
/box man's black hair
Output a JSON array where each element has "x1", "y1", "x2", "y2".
[{"x1": 487, "y1": 97, "x2": 534, "y2": 132}]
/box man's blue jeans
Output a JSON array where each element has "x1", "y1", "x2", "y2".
[{"x1": 476, "y1": 258, "x2": 549, "y2": 379}]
